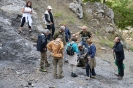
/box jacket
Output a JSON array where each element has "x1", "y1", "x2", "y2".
[
  {"x1": 53, "y1": 31, "x2": 66, "y2": 45},
  {"x1": 113, "y1": 42, "x2": 125, "y2": 61},
  {"x1": 47, "y1": 40, "x2": 64, "y2": 58},
  {"x1": 44, "y1": 10, "x2": 53, "y2": 25},
  {"x1": 65, "y1": 27, "x2": 71, "y2": 42},
  {"x1": 37, "y1": 34, "x2": 47, "y2": 52},
  {"x1": 67, "y1": 41, "x2": 79, "y2": 65},
  {"x1": 87, "y1": 44, "x2": 96, "y2": 58}
]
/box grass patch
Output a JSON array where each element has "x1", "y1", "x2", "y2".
[
  {"x1": 54, "y1": 11, "x2": 63, "y2": 18},
  {"x1": 100, "y1": 39, "x2": 114, "y2": 48},
  {"x1": 129, "y1": 46, "x2": 133, "y2": 52}
]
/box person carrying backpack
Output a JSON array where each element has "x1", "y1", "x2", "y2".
[
  {"x1": 66, "y1": 37, "x2": 79, "y2": 77},
  {"x1": 47, "y1": 38, "x2": 64, "y2": 79},
  {"x1": 37, "y1": 29, "x2": 50, "y2": 72}
]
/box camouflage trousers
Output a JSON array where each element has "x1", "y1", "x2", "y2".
[{"x1": 40, "y1": 52, "x2": 49, "y2": 69}]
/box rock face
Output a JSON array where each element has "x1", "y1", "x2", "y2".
[
  {"x1": 0, "y1": 0, "x2": 40, "y2": 61},
  {"x1": 84, "y1": 2, "x2": 116, "y2": 34},
  {"x1": 69, "y1": 0, "x2": 83, "y2": 18}
]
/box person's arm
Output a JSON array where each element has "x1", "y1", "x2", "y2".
[
  {"x1": 75, "y1": 44, "x2": 79, "y2": 53},
  {"x1": 75, "y1": 31, "x2": 82, "y2": 36},
  {"x1": 44, "y1": 14, "x2": 50, "y2": 23},
  {"x1": 68, "y1": 28, "x2": 71, "y2": 39},
  {"x1": 53, "y1": 32, "x2": 58, "y2": 40},
  {"x1": 114, "y1": 44, "x2": 123, "y2": 53},
  {"x1": 47, "y1": 41, "x2": 53, "y2": 52}
]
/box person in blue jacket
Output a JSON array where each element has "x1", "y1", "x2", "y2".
[
  {"x1": 86, "y1": 39, "x2": 96, "y2": 80},
  {"x1": 64, "y1": 24, "x2": 71, "y2": 62}
]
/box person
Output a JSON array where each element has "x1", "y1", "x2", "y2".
[
  {"x1": 66, "y1": 37, "x2": 79, "y2": 77},
  {"x1": 64, "y1": 24, "x2": 71, "y2": 43},
  {"x1": 53, "y1": 26, "x2": 66, "y2": 45},
  {"x1": 64, "y1": 24, "x2": 71, "y2": 62},
  {"x1": 37, "y1": 29, "x2": 50, "y2": 72},
  {"x1": 44, "y1": 6, "x2": 55, "y2": 40},
  {"x1": 77, "y1": 44, "x2": 88, "y2": 68},
  {"x1": 75, "y1": 26, "x2": 92, "y2": 48},
  {"x1": 112, "y1": 37, "x2": 125, "y2": 80},
  {"x1": 86, "y1": 39, "x2": 96, "y2": 80},
  {"x1": 19, "y1": 1, "x2": 33, "y2": 34},
  {"x1": 47, "y1": 38, "x2": 64, "y2": 79}
]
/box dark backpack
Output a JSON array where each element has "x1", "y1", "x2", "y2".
[
  {"x1": 66, "y1": 44, "x2": 74, "y2": 56},
  {"x1": 37, "y1": 34, "x2": 46, "y2": 52}
]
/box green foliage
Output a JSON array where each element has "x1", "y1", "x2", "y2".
[
  {"x1": 106, "y1": 0, "x2": 133, "y2": 29},
  {"x1": 83, "y1": 0, "x2": 133, "y2": 29},
  {"x1": 129, "y1": 46, "x2": 133, "y2": 52},
  {"x1": 54, "y1": 11, "x2": 63, "y2": 18},
  {"x1": 100, "y1": 39, "x2": 114, "y2": 48}
]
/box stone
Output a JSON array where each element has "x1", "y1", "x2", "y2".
[{"x1": 69, "y1": 0, "x2": 83, "y2": 18}]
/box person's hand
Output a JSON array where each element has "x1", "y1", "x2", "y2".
[
  {"x1": 43, "y1": 48, "x2": 46, "y2": 52},
  {"x1": 112, "y1": 49, "x2": 114, "y2": 52},
  {"x1": 29, "y1": 11, "x2": 32, "y2": 14},
  {"x1": 50, "y1": 22, "x2": 53, "y2": 25},
  {"x1": 87, "y1": 56, "x2": 91, "y2": 60}
]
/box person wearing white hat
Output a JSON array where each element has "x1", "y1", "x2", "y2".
[{"x1": 43, "y1": 5, "x2": 55, "y2": 40}]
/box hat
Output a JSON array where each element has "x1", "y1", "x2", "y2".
[
  {"x1": 47, "y1": 6, "x2": 52, "y2": 9},
  {"x1": 60, "y1": 26, "x2": 65, "y2": 31}
]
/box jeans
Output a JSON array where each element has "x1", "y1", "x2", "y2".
[
  {"x1": 86, "y1": 64, "x2": 96, "y2": 77},
  {"x1": 80, "y1": 41, "x2": 88, "y2": 48}
]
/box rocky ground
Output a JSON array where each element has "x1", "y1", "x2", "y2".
[{"x1": 0, "y1": 0, "x2": 133, "y2": 88}]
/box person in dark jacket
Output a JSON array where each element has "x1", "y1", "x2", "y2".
[
  {"x1": 44, "y1": 6, "x2": 55, "y2": 40},
  {"x1": 37, "y1": 29, "x2": 50, "y2": 72},
  {"x1": 64, "y1": 24, "x2": 71, "y2": 62},
  {"x1": 86, "y1": 39, "x2": 96, "y2": 80},
  {"x1": 112, "y1": 37, "x2": 125, "y2": 80}
]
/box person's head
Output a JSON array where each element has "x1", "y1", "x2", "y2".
[
  {"x1": 71, "y1": 37, "x2": 77, "y2": 42},
  {"x1": 78, "y1": 44, "x2": 83, "y2": 50},
  {"x1": 43, "y1": 29, "x2": 50, "y2": 36},
  {"x1": 86, "y1": 39, "x2": 93, "y2": 45},
  {"x1": 114, "y1": 37, "x2": 120, "y2": 43},
  {"x1": 54, "y1": 38, "x2": 61, "y2": 45},
  {"x1": 47, "y1": 6, "x2": 52, "y2": 12},
  {"x1": 26, "y1": 1, "x2": 32, "y2": 8},
  {"x1": 60, "y1": 26, "x2": 65, "y2": 32},
  {"x1": 82, "y1": 26, "x2": 87, "y2": 32}
]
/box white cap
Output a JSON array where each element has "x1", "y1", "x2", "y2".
[{"x1": 47, "y1": 6, "x2": 52, "y2": 9}]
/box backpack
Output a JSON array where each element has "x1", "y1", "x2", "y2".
[
  {"x1": 66, "y1": 44, "x2": 74, "y2": 56},
  {"x1": 37, "y1": 34, "x2": 46, "y2": 52}
]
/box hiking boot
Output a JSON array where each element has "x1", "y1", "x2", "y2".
[
  {"x1": 58, "y1": 76, "x2": 64, "y2": 79},
  {"x1": 115, "y1": 74, "x2": 120, "y2": 77},
  {"x1": 18, "y1": 29, "x2": 24, "y2": 34},
  {"x1": 91, "y1": 76, "x2": 96, "y2": 79},
  {"x1": 86, "y1": 77, "x2": 91, "y2": 80},
  {"x1": 54, "y1": 75, "x2": 58, "y2": 79},
  {"x1": 39, "y1": 68, "x2": 47, "y2": 72},
  {"x1": 82, "y1": 66, "x2": 86, "y2": 69},
  {"x1": 64, "y1": 60, "x2": 68, "y2": 63},
  {"x1": 117, "y1": 76, "x2": 123, "y2": 80},
  {"x1": 45, "y1": 63, "x2": 50, "y2": 67},
  {"x1": 71, "y1": 73, "x2": 78, "y2": 77}
]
